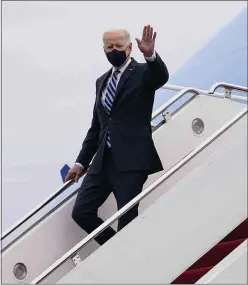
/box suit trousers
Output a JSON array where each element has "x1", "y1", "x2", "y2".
[{"x1": 72, "y1": 147, "x2": 148, "y2": 245}]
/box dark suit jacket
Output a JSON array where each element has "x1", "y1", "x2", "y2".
[{"x1": 76, "y1": 52, "x2": 169, "y2": 174}]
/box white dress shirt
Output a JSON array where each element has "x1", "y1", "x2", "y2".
[{"x1": 75, "y1": 52, "x2": 156, "y2": 169}]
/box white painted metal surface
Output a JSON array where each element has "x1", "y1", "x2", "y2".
[
  {"x1": 208, "y1": 81, "x2": 248, "y2": 95},
  {"x1": 57, "y1": 116, "x2": 247, "y2": 284},
  {"x1": 1, "y1": 92, "x2": 247, "y2": 284},
  {"x1": 196, "y1": 241, "x2": 247, "y2": 284},
  {"x1": 34, "y1": 108, "x2": 247, "y2": 284}
]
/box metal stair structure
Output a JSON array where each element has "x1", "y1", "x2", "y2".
[{"x1": 1, "y1": 82, "x2": 247, "y2": 284}]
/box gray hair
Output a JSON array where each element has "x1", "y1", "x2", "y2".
[{"x1": 102, "y1": 29, "x2": 131, "y2": 45}]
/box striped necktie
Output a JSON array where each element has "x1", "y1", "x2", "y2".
[{"x1": 104, "y1": 70, "x2": 120, "y2": 148}]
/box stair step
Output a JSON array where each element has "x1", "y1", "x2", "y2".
[
  {"x1": 221, "y1": 218, "x2": 248, "y2": 242},
  {"x1": 171, "y1": 218, "x2": 248, "y2": 284},
  {"x1": 188, "y1": 238, "x2": 246, "y2": 270},
  {"x1": 171, "y1": 266, "x2": 213, "y2": 284}
]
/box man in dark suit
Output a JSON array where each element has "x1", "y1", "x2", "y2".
[{"x1": 65, "y1": 25, "x2": 169, "y2": 245}]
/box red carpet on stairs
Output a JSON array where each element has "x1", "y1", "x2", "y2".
[
  {"x1": 171, "y1": 218, "x2": 248, "y2": 284},
  {"x1": 172, "y1": 267, "x2": 214, "y2": 284}
]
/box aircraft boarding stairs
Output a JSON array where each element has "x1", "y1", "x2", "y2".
[{"x1": 1, "y1": 82, "x2": 247, "y2": 284}]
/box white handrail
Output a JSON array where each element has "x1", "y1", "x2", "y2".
[
  {"x1": 161, "y1": 84, "x2": 247, "y2": 102},
  {"x1": 1, "y1": 180, "x2": 76, "y2": 240},
  {"x1": 209, "y1": 82, "x2": 248, "y2": 94},
  {"x1": 152, "y1": 87, "x2": 200, "y2": 121},
  {"x1": 31, "y1": 107, "x2": 247, "y2": 284}
]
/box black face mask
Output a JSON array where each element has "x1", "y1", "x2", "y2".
[{"x1": 106, "y1": 49, "x2": 128, "y2": 67}]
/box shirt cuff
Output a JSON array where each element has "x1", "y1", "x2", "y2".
[
  {"x1": 144, "y1": 51, "x2": 156, "y2": 62},
  {"x1": 75, "y1": 162, "x2": 84, "y2": 168}
]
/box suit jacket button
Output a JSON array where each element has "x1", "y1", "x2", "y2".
[{"x1": 109, "y1": 117, "x2": 112, "y2": 121}]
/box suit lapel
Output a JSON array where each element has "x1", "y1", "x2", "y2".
[
  {"x1": 96, "y1": 68, "x2": 112, "y2": 114},
  {"x1": 111, "y1": 58, "x2": 138, "y2": 112},
  {"x1": 96, "y1": 69, "x2": 112, "y2": 101}
]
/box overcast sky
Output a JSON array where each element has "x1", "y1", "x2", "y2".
[{"x1": 2, "y1": 1, "x2": 247, "y2": 230}]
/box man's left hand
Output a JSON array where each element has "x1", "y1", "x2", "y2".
[{"x1": 135, "y1": 25, "x2": 156, "y2": 57}]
